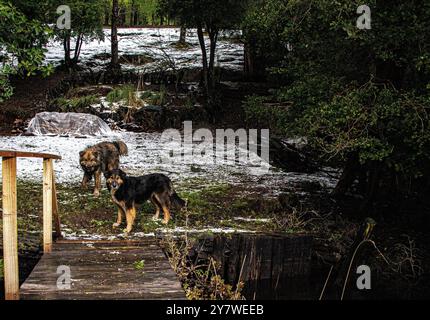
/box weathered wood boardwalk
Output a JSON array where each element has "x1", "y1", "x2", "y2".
[{"x1": 20, "y1": 239, "x2": 185, "y2": 300}]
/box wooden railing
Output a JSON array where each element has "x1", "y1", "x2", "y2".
[{"x1": 1, "y1": 150, "x2": 62, "y2": 300}]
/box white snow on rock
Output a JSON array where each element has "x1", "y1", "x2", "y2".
[{"x1": 25, "y1": 112, "x2": 116, "y2": 137}]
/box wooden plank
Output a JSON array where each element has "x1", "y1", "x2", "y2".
[
  {"x1": 20, "y1": 239, "x2": 185, "y2": 300},
  {"x1": 43, "y1": 158, "x2": 53, "y2": 253},
  {"x1": 2, "y1": 156, "x2": 19, "y2": 300},
  {"x1": 51, "y1": 169, "x2": 62, "y2": 239},
  {"x1": 0, "y1": 150, "x2": 61, "y2": 160}
]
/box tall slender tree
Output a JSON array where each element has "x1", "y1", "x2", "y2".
[
  {"x1": 179, "y1": 26, "x2": 187, "y2": 44},
  {"x1": 111, "y1": 0, "x2": 120, "y2": 69}
]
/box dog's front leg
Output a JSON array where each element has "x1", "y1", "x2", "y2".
[
  {"x1": 161, "y1": 205, "x2": 171, "y2": 225},
  {"x1": 94, "y1": 170, "x2": 102, "y2": 197},
  {"x1": 81, "y1": 173, "x2": 90, "y2": 189},
  {"x1": 125, "y1": 206, "x2": 137, "y2": 234},
  {"x1": 113, "y1": 207, "x2": 124, "y2": 228}
]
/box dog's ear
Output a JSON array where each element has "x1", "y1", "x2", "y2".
[
  {"x1": 119, "y1": 169, "x2": 127, "y2": 178},
  {"x1": 104, "y1": 171, "x2": 112, "y2": 179},
  {"x1": 79, "y1": 151, "x2": 85, "y2": 158}
]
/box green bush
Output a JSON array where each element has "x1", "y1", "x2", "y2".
[
  {"x1": 106, "y1": 88, "x2": 123, "y2": 103},
  {"x1": 243, "y1": 95, "x2": 289, "y2": 136},
  {"x1": 242, "y1": 0, "x2": 430, "y2": 196},
  {"x1": 106, "y1": 85, "x2": 143, "y2": 107},
  {"x1": 140, "y1": 86, "x2": 167, "y2": 106},
  {"x1": 301, "y1": 83, "x2": 430, "y2": 178},
  {"x1": 55, "y1": 95, "x2": 100, "y2": 113}
]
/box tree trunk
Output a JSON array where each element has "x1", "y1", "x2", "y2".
[
  {"x1": 63, "y1": 34, "x2": 71, "y2": 66},
  {"x1": 360, "y1": 163, "x2": 381, "y2": 212},
  {"x1": 179, "y1": 26, "x2": 186, "y2": 44},
  {"x1": 197, "y1": 24, "x2": 209, "y2": 95},
  {"x1": 119, "y1": 6, "x2": 126, "y2": 26},
  {"x1": 332, "y1": 154, "x2": 359, "y2": 197},
  {"x1": 130, "y1": 0, "x2": 135, "y2": 26},
  {"x1": 208, "y1": 29, "x2": 219, "y2": 89},
  {"x1": 111, "y1": 0, "x2": 120, "y2": 69},
  {"x1": 244, "y1": 42, "x2": 255, "y2": 77},
  {"x1": 104, "y1": 7, "x2": 110, "y2": 26},
  {"x1": 134, "y1": 11, "x2": 138, "y2": 26},
  {"x1": 72, "y1": 34, "x2": 83, "y2": 65}
]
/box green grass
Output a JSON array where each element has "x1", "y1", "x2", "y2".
[
  {"x1": 106, "y1": 88, "x2": 123, "y2": 103},
  {"x1": 133, "y1": 260, "x2": 145, "y2": 271},
  {"x1": 139, "y1": 87, "x2": 167, "y2": 106},
  {"x1": 106, "y1": 85, "x2": 143, "y2": 107},
  {"x1": 54, "y1": 95, "x2": 100, "y2": 113},
  {"x1": 106, "y1": 85, "x2": 168, "y2": 107},
  {"x1": 0, "y1": 179, "x2": 300, "y2": 240}
]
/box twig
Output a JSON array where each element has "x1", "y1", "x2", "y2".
[{"x1": 319, "y1": 265, "x2": 333, "y2": 300}]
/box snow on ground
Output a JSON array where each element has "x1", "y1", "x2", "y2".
[
  {"x1": 44, "y1": 28, "x2": 243, "y2": 71},
  {"x1": 0, "y1": 131, "x2": 338, "y2": 239},
  {"x1": 0, "y1": 132, "x2": 338, "y2": 193}
]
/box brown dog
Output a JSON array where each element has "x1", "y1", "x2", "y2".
[{"x1": 79, "y1": 141, "x2": 128, "y2": 196}]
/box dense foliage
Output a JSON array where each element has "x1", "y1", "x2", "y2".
[
  {"x1": 243, "y1": 0, "x2": 430, "y2": 199},
  {"x1": 0, "y1": 1, "x2": 52, "y2": 102}
]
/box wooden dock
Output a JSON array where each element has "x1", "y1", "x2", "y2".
[
  {"x1": 20, "y1": 239, "x2": 185, "y2": 300},
  {"x1": 1, "y1": 150, "x2": 185, "y2": 300}
]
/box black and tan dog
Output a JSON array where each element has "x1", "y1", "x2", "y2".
[
  {"x1": 106, "y1": 169, "x2": 186, "y2": 233},
  {"x1": 79, "y1": 141, "x2": 128, "y2": 197}
]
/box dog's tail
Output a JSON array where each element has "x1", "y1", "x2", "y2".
[
  {"x1": 112, "y1": 141, "x2": 128, "y2": 156},
  {"x1": 171, "y1": 191, "x2": 187, "y2": 209}
]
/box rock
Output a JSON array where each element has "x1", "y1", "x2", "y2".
[
  {"x1": 270, "y1": 137, "x2": 318, "y2": 173},
  {"x1": 25, "y1": 112, "x2": 114, "y2": 136}
]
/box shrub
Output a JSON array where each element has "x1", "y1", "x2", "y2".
[
  {"x1": 106, "y1": 85, "x2": 143, "y2": 108},
  {"x1": 55, "y1": 95, "x2": 100, "y2": 113},
  {"x1": 243, "y1": 95, "x2": 289, "y2": 136}
]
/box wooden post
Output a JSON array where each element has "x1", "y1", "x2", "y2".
[
  {"x1": 43, "y1": 158, "x2": 53, "y2": 253},
  {"x1": 2, "y1": 157, "x2": 19, "y2": 300},
  {"x1": 51, "y1": 169, "x2": 62, "y2": 239}
]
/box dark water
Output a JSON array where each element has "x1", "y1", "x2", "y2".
[{"x1": 243, "y1": 276, "x2": 320, "y2": 300}]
